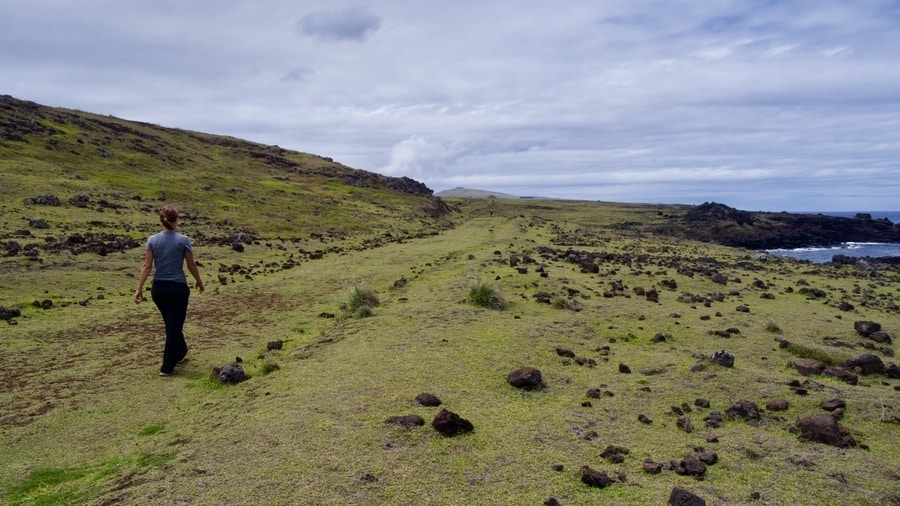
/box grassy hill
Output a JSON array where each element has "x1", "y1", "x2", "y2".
[{"x1": 1, "y1": 97, "x2": 899, "y2": 505}]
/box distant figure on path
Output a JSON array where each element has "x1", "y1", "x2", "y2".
[{"x1": 134, "y1": 205, "x2": 204, "y2": 376}]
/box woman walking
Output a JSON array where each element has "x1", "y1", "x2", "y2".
[{"x1": 134, "y1": 205, "x2": 204, "y2": 376}]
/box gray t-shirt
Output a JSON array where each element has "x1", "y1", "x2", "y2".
[{"x1": 146, "y1": 231, "x2": 193, "y2": 283}]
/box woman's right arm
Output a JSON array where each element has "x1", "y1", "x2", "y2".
[{"x1": 134, "y1": 250, "x2": 154, "y2": 303}]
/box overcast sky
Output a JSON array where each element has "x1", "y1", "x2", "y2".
[{"x1": 3, "y1": 1, "x2": 899, "y2": 211}]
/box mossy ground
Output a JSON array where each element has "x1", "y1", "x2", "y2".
[{"x1": 2, "y1": 200, "x2": 898, "y2": 505}]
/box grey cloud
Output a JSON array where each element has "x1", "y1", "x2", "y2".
[
  {"x1": 281, "y1": 67, "x2": 314, "y2": 83},
  {"x1": 297, "y1": 8, "x2": 381, "y2": 42}
]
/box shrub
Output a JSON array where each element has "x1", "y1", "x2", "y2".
[
  {"x1": 347, "y1": 284, "x2": 379, "y2": 313},
  {"x1": 468, "y1": 281, "x2": 507, "y2": 310},
  {"x1": 765, "y1": 321, "x2": 783, "y2": 334}
]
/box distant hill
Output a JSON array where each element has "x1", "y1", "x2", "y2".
[
  {"x1": 435, "y1": 187, "x2": 525, "y2": 199},
  {"x1": 0, "y1": 94, "x2": 456, "y2": 242}
]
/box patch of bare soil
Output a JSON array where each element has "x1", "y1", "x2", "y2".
[{"x1": 0, "y1": 290, "x2": 299, "y2": 427}]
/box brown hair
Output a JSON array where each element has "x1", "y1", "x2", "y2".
[{"x1": 160, "y1": 205, "x2": 179, "y2": 230}]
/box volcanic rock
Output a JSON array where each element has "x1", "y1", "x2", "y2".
[
  {"x1": 843, "y1": 354, "x2": 885, "y2": 375},
  {"x1": 507, "y1": 367, "x2": 544, "y2": 390},
  {"x1": 796, "y1": 414, "x2": 856, "y2": 447},
  {"x1": 793, "y1": 358, "x2": 826, "y2": 376},
  {"x1": 766, "y1": 399, "x2": 789, "y2": 411},
  {"x1": 854, "y1": 321, "x2": 881, "y2": 337},
  {"x1": 580, "y1": 467, "x2": 615, "y2": 488},
  {"x1": 668, "y1": 486, "x2": 707, "y2": 506},
  {"x1": 726, "y1": 401, "x2": 761, "y2": 423},
  {"x1": 213, "y1": 364, "x2": 249, "y2": 384},
  {"x1": 675, "y1": 456, "x2": 707, "y2": 477},
  {"x1": 431, "y1": 409, "x2": 473, "y2": 436},
  {"x1": 711, "y1": 350, "x2": 734, "y2": 368},
  {"x1": 824, "y1": 367, "x2": 858, "y2": 385},
  {"x1": 384, "y1": 415, "x2": 425, "y2": 429},
  {"x1": 415, "y1": 393, "x2": 442, "y2": 406}
]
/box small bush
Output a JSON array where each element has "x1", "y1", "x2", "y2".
[
  {"x1": 765, "y1": 321, "x2": 783, "y2": 334},
  {"x1": 468, "y1": 281, "x2": 507, "y2": 310},
  {"x1": 347, "y1": 285, "x2": 379, "y2": 313}
]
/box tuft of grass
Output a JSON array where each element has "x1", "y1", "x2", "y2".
[
  {"x1": 786, "y1": 343, "x2": 841, "y2": 366},
  {"x1": 467, "y1": 281, "x2": 507, "y2": 310},
  {"x1": 258, "y1": 359, "x2": 281, "y2": 375},
  {"x1": 137, "y1": 424, "x2": 166, "y2": 436},
  {"x1": 765, "y1": 321, "x2": 783, "y2": 334},
  {"x1": 347, "y1": 284, "x2": 380, "y2": 313},
  {"x1": 551, "y1": 297, "x2": 582, "y2": 312}
]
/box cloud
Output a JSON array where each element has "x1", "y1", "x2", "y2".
[
  {"x1": 380, "y1": 136, "x2": 458, "y2": 178},
  {"x1": 296, "y1": 8, "x2": 381, "y2": 42},
  {"x1": 281, "y1": 67, "x2": 314, "y2": 83}
]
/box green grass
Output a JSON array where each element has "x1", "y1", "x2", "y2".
[
  {"x1": 467, "y1": 281, "x2": 507, "y2": 310},
  {"x1": 1, "y1": 100, "x2": 898, "y2": 505}
]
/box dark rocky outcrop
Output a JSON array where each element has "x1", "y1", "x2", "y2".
[{"x1": 666, "y1": 202, "x2": 900, "y2": 249}]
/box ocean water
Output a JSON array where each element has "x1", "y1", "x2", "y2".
[{"x1": 766, "y1": 211, "x2": 900, "y2": 263}]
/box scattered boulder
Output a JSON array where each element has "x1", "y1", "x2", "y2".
[
  {"x1": 213, "y1": 364, "x2": 249, "y2": 384},
  {"x1": 726, "y1": 401, "x2": 761, "y2": 423},
  {"x1": 843, "y1": 354, "x2": 884, "y2": 375},
  {"x1": 0, "y1": 307, "x2": 21, "y2": 321},
  {"x1": 668, "y1": 486, "x2": 707, "y2": 506},
  {"x1": 820, "y1": 399, "x2": 846, "y2": 412},
  {"x1": 867, "y1": 332, "x2": 892, "y2": 344},
  {"x1": 266, "y1": 340, "x2": 283, "y2": 351},
  {"x1": 675, "y1": 456, "x2": 707, "y2": 477},
  {"x1": 638, "y1": 414, "x2": 653, "y2": 424},
  {"x1": 600, "y1": 445, "x2": 629, "y2": 464},
  {"x1": 415, "y1": 393, "x2": 442, "y2": 407},
  {"x1": 618, "y1": 363, "x2": 632, "y2": 374},
  {"x1": 711, "y1": 350, "x2": 734, "y2": 368},
  {"x1": 26, "y1": 194, "x2": 61, "y2": 206},
  {"x1": 793, "y1": 358, "x2": 826, "y2": 376},
  {"x1": 823, "y1": 367, "x2": 858, "y2": 385},
  {"x1": 384, "y1": 415, "x2": 425, "y2": 429},
  {"x1": 698, "y1": 451, "x2": 718, "y2": 465},
  {"x1": 854, "y1": 321, "x2": 881, "y2": 337},
  {"x1": 580, "y1": 467, "x2": 616, "y2": 488},
  {"x1": 796, "y1": 414, "x2": 857, "y2": 447},
  {"x1": 29, "y1": 218, "x2": 50, "y2": 229},
  {"x1": 677, "y1": 416, "x2": 694, "y2": 433},
  {"x1": 431, "y1": 409, "x2": 473, "y2": 436},
  {"x1": 643, "y1": 461, "x2": 663, "y2": 474},
  {"x1": 507, "y1": 367, "x2": 544, "y2": 390},
  {"x1": 736, "y1": 305, "x2": 750, "y2": 313},
  {"x1": 766, "y1": 399, "x2": 789, "y2": 411},
  {"x1": 886, "y1": 363, "x2": 900, "y2": 379},
  {"x1": 555, "y1": 347, "x2": 576, "y2": 358}
]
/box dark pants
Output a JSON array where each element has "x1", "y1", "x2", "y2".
[{"x1": 151, "y1": 281, "x2": 190, "y2": 373}]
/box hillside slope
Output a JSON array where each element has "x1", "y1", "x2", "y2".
[{"x1": 0, "y1": 94, "x2": 454, "y2": 241}]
